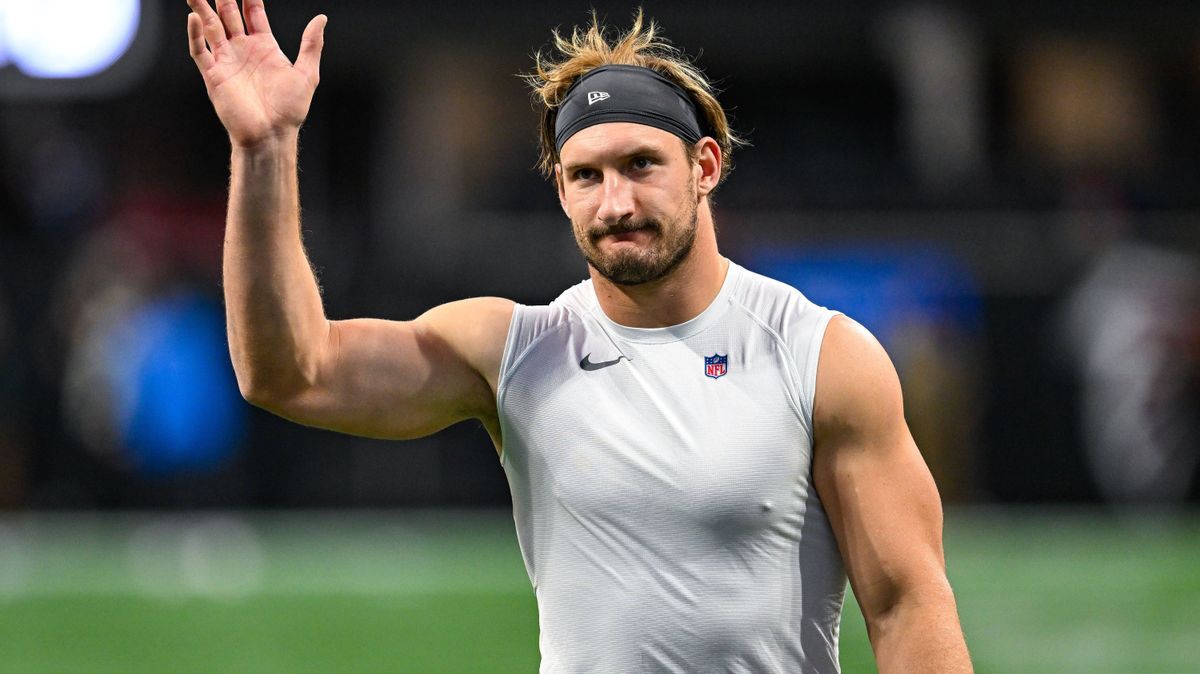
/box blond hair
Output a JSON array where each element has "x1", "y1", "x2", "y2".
[{"x1": 524, "y1": 10, "x2": 744, "y2": 184}]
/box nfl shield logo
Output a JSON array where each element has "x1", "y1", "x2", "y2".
[{"x1": 704, "y1": 354, "x2": 728, "y2": 379}]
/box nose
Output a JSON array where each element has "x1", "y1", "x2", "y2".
[{"x1": 594, "y1": 171, "x2": 635, "y2": 225}]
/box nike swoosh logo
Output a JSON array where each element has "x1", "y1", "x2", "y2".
[{"x1": 579, "y1": 353, "x2": 627, "y2": 371}]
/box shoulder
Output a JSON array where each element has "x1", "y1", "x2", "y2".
[
  {"x1": 727, "y1": 263, "x2": 835, "y2": 341},
  {"x1": 718, "y1": 263, "x2": 842, "y2": 428},
  {"x1": 499, "y1": 279, "x2": 595, "y2": 376},
  {"x1": 813, "y1": 316, "x2": 905, "y2": 443},
  {"x1": 415, "y1": 296, "x2": 517, "y2": 383},
  {"x1": 549, "y1": 277, "x2": 597, "y2": 314},
  {"x1": 727, "y1": 263, "x2": 840, "y2": 389},
  {"x1": 418, "y1": 296, "x2": 515, "y2": 341},
  {"x1": 510, "y1": 278, "x2": 593, "y2": 340}
]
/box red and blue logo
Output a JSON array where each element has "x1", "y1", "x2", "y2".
[{"x1": 704, "y1": 354, "x2": 728, "y2": 379}]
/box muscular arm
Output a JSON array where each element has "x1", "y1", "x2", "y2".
[
  {"x1": 812, "y1": 316, "x2": 972, "y2": 672},
  {"x1": 189, "y1": 0, "x2": 512, "y2": 443}
]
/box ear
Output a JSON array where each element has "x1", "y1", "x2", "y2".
[
  {"x1": 693, "y1": 137, "x2": 722, "y2": 197},
  {"x1": 555, "y1": 164, "x2": 569, "y2": 214}
]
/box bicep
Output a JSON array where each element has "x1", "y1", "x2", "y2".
[
  {"x1": 812, "y1": 317, "x2": 948, "y2": 627},
  {"x1": 265, "y1": 297, "x2": 514, "y2": 440}
]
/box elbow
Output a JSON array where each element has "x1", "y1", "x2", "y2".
[
  {"x1": 229, "y1": 324, "x2": 332, "y2": 413},
  {"x1": 235, "y1": 371, "x2": 282, "y2": 410},
  {"x1": 236, "y1": 374, "x2": 274, "y2": 408},
  {"x1": 233, "y1": 364, "x2": 311, "y2": 413},
  {"x1": 862, "y1": 574, "x2": 956, "y2": 641},
  {"x1": 860, "y1": 580, "x2": 903, "y2": 642}
]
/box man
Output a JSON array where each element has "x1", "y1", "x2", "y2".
[{"x1": 185, "y1": 1, "x2": 973, "y2": 671}]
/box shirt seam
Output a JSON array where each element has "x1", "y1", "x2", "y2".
[{"x1": 726, "y1": 295, "x2": 813, "y2": 445}]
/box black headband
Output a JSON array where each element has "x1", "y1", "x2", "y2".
[{"x1": 554, "y1": 64, "x2": 705, "y2": 153}]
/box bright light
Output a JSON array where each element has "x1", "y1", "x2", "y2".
[
  {"x1": 0, "y1": 7, "x2": 9, "y2": 69},
  {"x1": 2, "y1": 0, "x2": 141, "y2": 78}
]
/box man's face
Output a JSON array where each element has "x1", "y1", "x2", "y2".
[{"x1": 557, "y1": 123, "x2": 699, "y2": 286}]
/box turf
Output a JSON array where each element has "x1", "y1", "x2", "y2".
[{"x1": 0, "y1": 509, "x2": 1197, "y2": 673}]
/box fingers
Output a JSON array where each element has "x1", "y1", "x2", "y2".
[
  {"x1": 215, "y1": 0, "x2": 246, "y2": 39},
  {"x1": 241, "y1": 0, "x2": 272, "y2": 35},
  {"x1": 294, "y1": 15, "x2": 327, "y2": 84},
  {"x1": 187, "y1": 13, "x2": 214, "y2": 69},
  {"x1": 185, "y1": 0, "x2": 227, "y2": 50}
]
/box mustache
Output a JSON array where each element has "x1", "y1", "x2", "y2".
[{"x1": 588, "y1": 219, "x2": 662, "y2": 242}]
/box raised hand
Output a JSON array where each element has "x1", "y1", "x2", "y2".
[{"x1": 186, "y1": 0, "x2": 327, "y2": 148}]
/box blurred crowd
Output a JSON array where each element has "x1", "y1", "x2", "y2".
[{"x1": 0, "y1": 1, "x2": 1197, "y2": 509}]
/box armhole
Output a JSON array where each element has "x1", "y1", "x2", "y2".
[
  {"x1": 496, "y1": 304, "x2": 571, "y2": 465},
  {"x1": 495, "y1": 303, "x2": 528, "y2": 415},
  {"x1": 494, "y1": 304, "x2": 527, "y2": 465},
  {"x1": 800, "y1": 310, "x2": 840, "y2": 430}
]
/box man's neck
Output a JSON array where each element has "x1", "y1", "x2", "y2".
[{"x1": 590, "y1": 231, "x2": 729, "y2": 329}]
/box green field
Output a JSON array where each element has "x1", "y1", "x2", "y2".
[{"x1": 1, "y1": 509, "x2": 1197, "y2": 673}]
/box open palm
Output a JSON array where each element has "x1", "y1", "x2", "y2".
[{"x1": 186, "y1": 0, "x2": 326, "y2": 147}]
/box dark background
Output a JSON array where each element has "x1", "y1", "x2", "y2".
[{"x1": 2, "y1": 0, "x2": 1198, "y2": 510}]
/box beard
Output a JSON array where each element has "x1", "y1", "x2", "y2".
[{"x1": 574, "y1": 190, "x2": 699, "y2": 287}]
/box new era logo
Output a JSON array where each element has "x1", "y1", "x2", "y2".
[{"x1": 587, "y1": 91, "x2": 610, "y2": 105}]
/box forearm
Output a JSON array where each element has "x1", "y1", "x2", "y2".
[
  {"x1": 870, "y1": 584, "x2": 972, "y2": 673},
  {"x1": 223, "y1": 132, "x2": 329, "y2": 402}
]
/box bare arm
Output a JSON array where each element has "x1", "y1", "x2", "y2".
[
  {"x1": 812, "y1": 316, "x2": 972, "y2": 672},
  {"x1": 187, "y1": 0, "x2": 512, "y2": 443}
]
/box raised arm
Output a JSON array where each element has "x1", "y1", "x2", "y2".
[
  {"x1": 186, "y1": 0, "x2": 513, "y2": 444},
  {"x1": 812, "y1": 316, "x2": 972, "y2": 672}
]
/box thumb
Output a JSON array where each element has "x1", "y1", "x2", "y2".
[{"x1": 295, "y1": 14, "x2": 327, "y2": 82}]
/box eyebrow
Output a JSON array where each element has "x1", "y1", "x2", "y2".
[{"x1": 562, "y1": 144, "x2": 667, "y2": 175}]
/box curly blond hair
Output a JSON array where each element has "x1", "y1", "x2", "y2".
[{"x1": 524, "y1": 10, "x2": 744, "y2": 185}]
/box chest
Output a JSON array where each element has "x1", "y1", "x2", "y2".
[{"x1": 505, "y1": 327, "x2": 810, "y2": 539}]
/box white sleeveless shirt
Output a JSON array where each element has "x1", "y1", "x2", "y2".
[{"x1": 497, "y1": 261, "x2": 845, "y2": 673}]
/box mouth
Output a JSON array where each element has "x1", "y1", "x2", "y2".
[{"x1": 592, "y1": 222, "x2": 659, "y2": 244}]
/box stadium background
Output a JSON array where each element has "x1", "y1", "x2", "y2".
[{"x1": 1, "y1": 1, "x2": 1198, "y2": 671}]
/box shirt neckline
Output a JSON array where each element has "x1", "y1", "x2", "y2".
[{"x1": 590, "y1": 260, "x2": 741, "y2": 344}]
